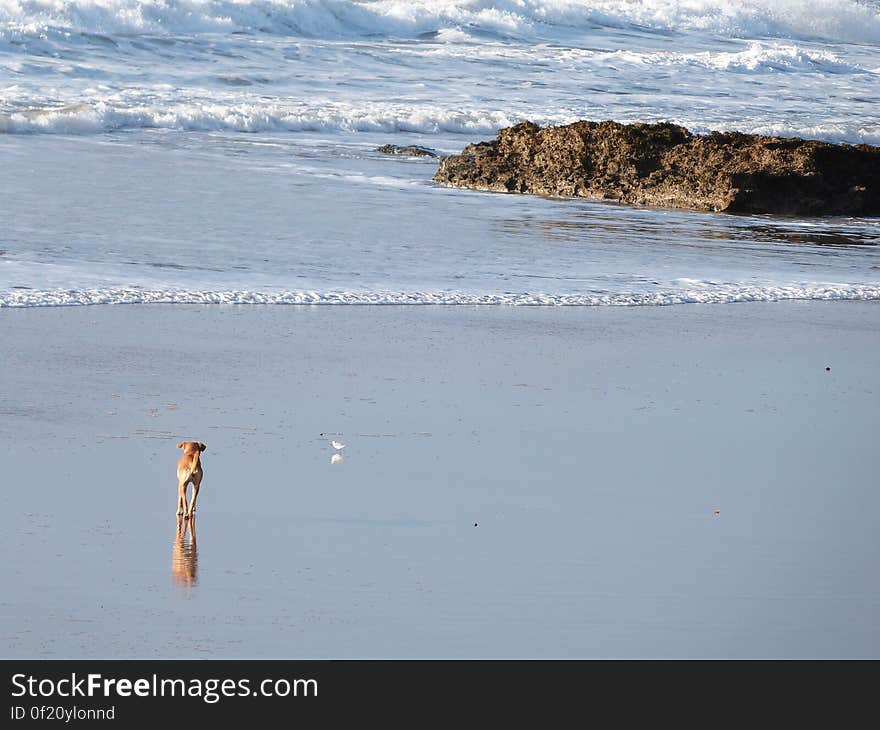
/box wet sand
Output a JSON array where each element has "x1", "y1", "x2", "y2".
[{"x1": 1, "y1": 302, "x2": 878, "y2": 658}]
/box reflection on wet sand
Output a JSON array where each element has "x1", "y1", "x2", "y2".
[
  {"x1": 740, "y1": 225, "x2": 879, "y2": 248},
  {"x1": 498, "y1": 209, "x2": 879, "y2": 250},
  {"x1": 172, "y1": 516, "x2": 198, "y2": 588}
]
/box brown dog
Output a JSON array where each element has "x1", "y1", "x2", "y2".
[{"x1": 176, "y1": 441, "x2": 206, "y2": 519}]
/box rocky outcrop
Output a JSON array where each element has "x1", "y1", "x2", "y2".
[
  {"x1": 376, "y1": 144, "x2": 439, "y2": 158},
  {"x1": 433, "y1": 120, "x2": 880, "y2": 216}
]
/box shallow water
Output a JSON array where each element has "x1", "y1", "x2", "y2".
[
  {"x1": 2, "y1": 303, "x2": 878, "y2": 658},
  {"x1": 2, "y1": 132, "x2": 879, "y2": 307}
]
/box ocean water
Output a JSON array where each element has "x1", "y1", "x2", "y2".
[{"x1": 2, "y1": 0, "x2": 880, "y2": 306}]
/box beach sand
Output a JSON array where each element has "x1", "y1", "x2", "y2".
[{"x1": 1, "y1": 301, "x2": 878, "y2": 658}]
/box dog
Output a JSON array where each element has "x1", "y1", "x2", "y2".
[{"x1": 176, "y1": 441, "x2": 206, "y2": 519}]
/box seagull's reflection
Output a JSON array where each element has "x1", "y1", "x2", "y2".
[{"x1": 172, "y1": 516, "x2": 198, "y2": 589}]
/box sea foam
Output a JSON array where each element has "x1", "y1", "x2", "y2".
[
  {"x1": 3, "y1": 284, "x2": 880, "y2": 308},
  {"x1": 0, "y1": 99, "x2": 521, "y2": 135}
]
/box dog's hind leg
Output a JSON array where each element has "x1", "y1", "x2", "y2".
[
  {"x1": 177, "y1": 481, "x2": 187, "y2": 517},
  {"x1": 187, "y1": 475, "x2": 201, "y2": 519}
]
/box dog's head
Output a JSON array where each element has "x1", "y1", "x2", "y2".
[{"x1": 177, "y1": 441, "x2": 206, "y2": 453}]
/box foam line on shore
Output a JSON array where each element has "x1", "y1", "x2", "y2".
[{"x1": 3, "y1": 284, "x2": 880, "y2": 308}]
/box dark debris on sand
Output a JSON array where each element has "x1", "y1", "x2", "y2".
[{"x1": 376, "y1": 144, "x2": 440, "y2": 158}]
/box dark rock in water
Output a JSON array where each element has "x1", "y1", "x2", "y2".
[
  {"x1": 376, "y1": 144, "x2": 439, "y2": 158},
  {"x1": 433, "y1": 120, "x2": 880, "y2": 216}
]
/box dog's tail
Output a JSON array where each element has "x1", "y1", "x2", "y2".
[{"x1": 179, "y1": 451, "x2": 201, "y2": 480}]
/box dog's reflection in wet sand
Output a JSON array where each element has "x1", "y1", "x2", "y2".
[{"x1": 172, "y1": 516, "x2": 198, "y2": 588}]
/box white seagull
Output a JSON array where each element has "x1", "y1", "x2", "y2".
[{"x1": 330, "y1": 440, "x2": 346, "y2": 451}]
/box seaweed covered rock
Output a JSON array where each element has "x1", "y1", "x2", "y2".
[{"x1": 433, "y1": 120, "x2": 880, "y2": 215}]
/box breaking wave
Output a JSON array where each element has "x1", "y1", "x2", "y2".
[
  {"x1": 2, "y1": 0, "x2": 880, "y2": 44},
  {"x1": 3, "y1": 99, "x2": 879, "y2": 146}
]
